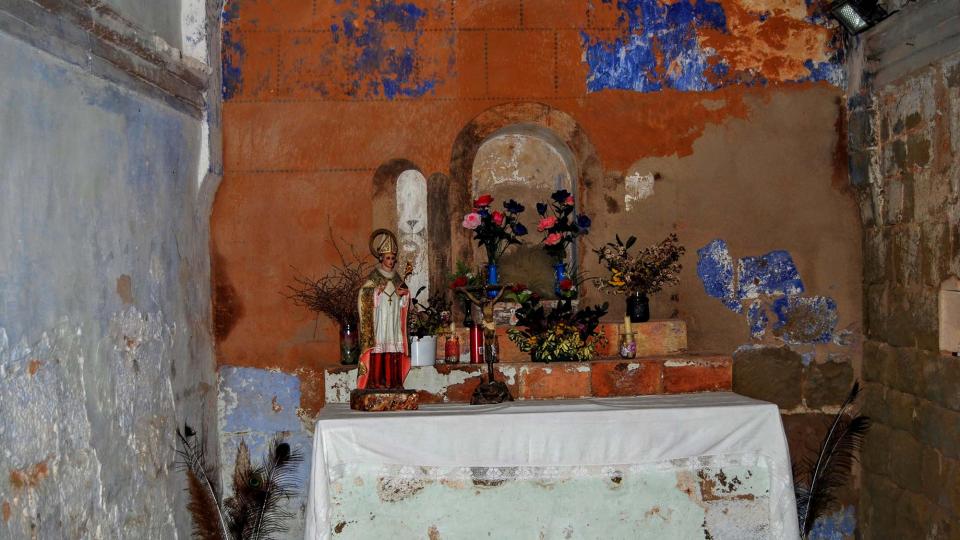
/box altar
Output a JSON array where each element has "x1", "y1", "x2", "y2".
[{"x1": 304, "y1": 392, "x2": 799, "y2": 540}]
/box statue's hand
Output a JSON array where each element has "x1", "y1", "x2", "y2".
[{"x1": 397, "y1": 286, "x2": 409, "y2": 297}]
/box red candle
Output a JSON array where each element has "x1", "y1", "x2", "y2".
[{"x1": 469, "y1": 324, "x2": 483, "y2": 364}]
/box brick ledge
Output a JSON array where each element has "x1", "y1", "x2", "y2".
[{"x1": 324, "y1": 354, "x2": 731, "y2": 404}]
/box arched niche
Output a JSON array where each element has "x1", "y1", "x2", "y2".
[
  {"x1": 471, "y1": 125, "x2": 579, "y2": 296},
  {"x1": 372, "y1": 159, "x2": 450, "y2": 305},
  {"x1": 449, "y1": 103, "x2": 603, "y2": 297}
]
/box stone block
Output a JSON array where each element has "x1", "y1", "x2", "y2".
[
  {"x1": 891, "y1": 346, "x2": 923, "y2": 396},
  {"x1": 781, "y1": 413, "x2": 830, "y2": 469},
  {"x1": 906, "y1": 133, "x2": 932, "y2": 167},
  {"x1": 891, "y1": 225, "x2": 921, "y2": 286},
  {"x1": 861, "y1": 421, "x2": 891, "y2": 479},
  {"x1": 920, "y1": 220, "x2": 951, "y2": 287},
  {"x1": 589, "y1": 360, "x2": 662, "y2": 397},
  {"x1": 863, "y1": 228, "x2": 888, "y2": 285},
  {"x1": 662, "y1": 356, "x2": 732, "y2": 393},
  {"x1": 864, "y1": 284, "x2": 888, "y2": 340},
  {"x1": 862, "y1": 340, "x2": 885, "y2": 383},
  {"x1": 860, "y1": 473, "x2": 899, "y2": 536},
  {"x1": 802, "y1": 360, "x2": 854, "y2": 409},
  {"x1": 884, "y1": 175, "x2": 915, "y2": 225},
  {"x1": 919, "y1": 350, "x2": 960, "y2": 410},
  {"x1": 885, "y1": 388, "x2": 919, "y2": 435},
  {"x1": 919, "y1": 446, "x2": 945, "y2": 503},
  {"x1": 517, "y1": 363, "x2": 591, "y2": 400},
  {"x1": 733, "y1": 346, "x2": 803, "y2": 409},
  {"x1": 911, "y1": 287, "x2": 941, "y2": 351},
  {"x1": 917, "y1": 401, "x2": 960, "y2": 460},
  {"x1": 888, "y1": 428, "x2": 924, "y2": 493}
]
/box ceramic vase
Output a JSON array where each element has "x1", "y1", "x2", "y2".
[{"x1": 409, "y1": 335, "x2": 437, "y2": 367}]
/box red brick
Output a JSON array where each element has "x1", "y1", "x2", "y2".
[
  {"x1": 662, "y1": 356, "x2": 733, "y2": 393},
  {"x1": 590, "y1": 359, "x2": 662, "y2": 397},
  {"x1": 518, "y1": 363, "x2": 591, "y2": 399}
]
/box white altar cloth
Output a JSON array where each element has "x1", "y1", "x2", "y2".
[{"x1": 305, "y1": 392, "x2": 798, "y2": 539}]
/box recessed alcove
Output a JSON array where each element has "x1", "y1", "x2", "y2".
[{"x1": 471, "y1": 124, "x2": 580, "y2": 297}]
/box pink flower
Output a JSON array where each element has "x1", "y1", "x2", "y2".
[
  {"x1": 537, "y1": 216, "x2": 557, "y2": 232},
  {"x1": 544, "y1": 232, "x2": 562, "y2": 245},
  {"x1": 462, "y1": 212, "x2": 482, "y2": 230},
  {"x1": 565, "y1": 195, "x2": 574, "y2": 205},
  {"x1": 492, "y1": 211, "x2": 505, "y2": 226}
]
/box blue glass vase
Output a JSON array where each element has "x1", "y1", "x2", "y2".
[
  {"x1": 553, "y1": 262, "x2": 568, "y2": 297},
  {"x1": 486, "y1": 263, "x2": 499, "y2": 298}
]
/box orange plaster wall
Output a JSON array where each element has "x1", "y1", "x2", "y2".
[{"x1": 213, "y1": 0, "x2": 858, "y2": 381}]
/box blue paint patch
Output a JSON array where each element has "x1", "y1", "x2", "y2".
[
  {"x1": 219, "y1": 366, "x2": 302, "y2": 434},
  {"x1": 581, "y1": 0, "x2": 728, "y2": 93},
  {"x1": 738, "y1": 250, "x2": 804, "y2": 300},
  {"x1": 339, "y1": 1, "x2": 437, "y2": 99},
  {"x1": 801, "y1": 59, "x2": 845, "y2": 86},
  {"x1": 696, "y1": 239, "x2": 741, "y2": 313},
  {"x1": 772, "y1": 295, "x2": 839, "y2": 344},
  {"x1": 747, "y1": 301, "x2": 768, "y2": 339},
  {"x1": 221, "y1": 29, "x2": 244, "y2": 100},
  {"x1": 809, "y1": 505, "x2": 856, "y2": 540},
  {"x1": 222, "y1": 1, "x2": 241, "y2": 24}
]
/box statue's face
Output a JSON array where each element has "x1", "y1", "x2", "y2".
[{"x1": 381, "y1": 252, "x2": 397, "y2": 270}]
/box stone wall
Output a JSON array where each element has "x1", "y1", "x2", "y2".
[
  {"x1": 847, "y1": 0, "x2": 960, "y2": 535},
  {"x1": 0, "y1": 1, "x2": 219, "y2": 537}
]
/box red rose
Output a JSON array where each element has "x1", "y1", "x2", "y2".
[
  {"x1": 559, "y1": 278, "x2": 573, "y2": 291},
  {"x1": 473, "y1": 194, "x2": 494, "y2": 207},
  {"x1": 511, "y1": 283, "x2": 527, "y2": 293},
  {"x1": 450, "y1": 276, "x2": 468, "y2": 289},
  {"x1": 492, "y1": 211, "x2": 505, "y2": 226}
]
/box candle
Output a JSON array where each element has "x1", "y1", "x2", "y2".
[{"x1": 623, "y1": 315, "x2": 632, "y2": 336}]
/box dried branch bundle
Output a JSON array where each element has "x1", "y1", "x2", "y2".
[{"x1": 287, "y1": 236, "x2": 372, "y2": 326}]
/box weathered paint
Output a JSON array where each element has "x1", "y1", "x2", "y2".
[
  {"x1": 697, "y1": 241, "x2": 844, "y2": 346},
  {"x1": 218, "y1": 367, "x2": 313, "y2": 539},
  {"x1": 581, "y1": 0, "x2": 843, "y2": 93},
  {"x1": 0, "y1": 13, "x2": 214, "y2": 536},
  {"x1": 697, "y1": 239, "x2": 741, "y2": 313},
  {"x1": 326, "y1": 458, "x2": 772, "y2": 538},
  {"x1": 738, "y1": 250, "x2": 805, "y2": 299},
  {"x1": 215, "y1": 3, "x2": 863, "y2": 531},
  {"x1": 809, "y1": 505, "x2": 856, "y2": 540}
]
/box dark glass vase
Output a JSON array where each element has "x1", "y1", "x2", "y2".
[
  {"x1": 339, "y1": 320, "x2": 360, "y2": 365},
  {"x1": 626, "y1": 292, "x2": 650, "y2": 323}
]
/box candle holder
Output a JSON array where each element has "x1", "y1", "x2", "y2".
[{"x1": 455, "y1": 284, "x2": 513, "y2": 404}]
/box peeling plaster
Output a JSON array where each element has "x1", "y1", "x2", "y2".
[
  {"x1": 580, "y1": 0, "x2": 844, "y2": 93},
  {"x1": 697, "y1": 240, "x2": 844, "y2": 346},
  {"x1": 624, "y1": 171, "x2": 656, "y2": 210}
]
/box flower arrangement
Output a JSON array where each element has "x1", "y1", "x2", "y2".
[
  {"x1": 462, "y1": 195, "x2": 528, "y2": 265},
  {"x1": 408, "y1": 287, "x2": 452, "y2": 339},
  {"x1": 506, "y1": 285, "x2": 609, "y2": 363},
  {"x1": 535, "y1": 189, "x2": 591, "y2": 263},
  {"x1": 593, "y1": 233, "x2": 686, "y2": 295},
  {"x1": 448, "y1": 260, "x2": 483, "y2": 291}
]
